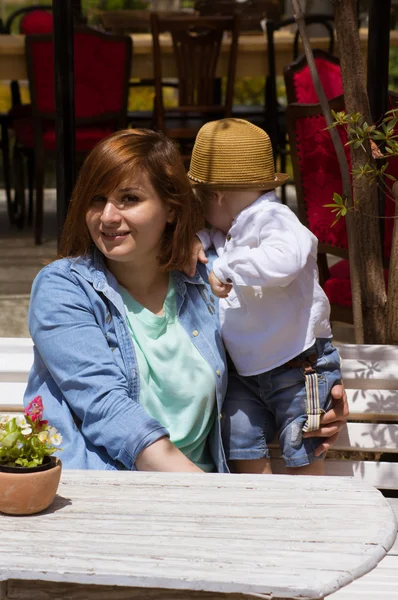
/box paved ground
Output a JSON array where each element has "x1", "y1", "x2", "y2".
[
  {"x1": 0, "y1": 186, "x2": 355, "y2": 342},
  {"x1": 0, "y1": 190, "x2": 57, "y2": 337}
]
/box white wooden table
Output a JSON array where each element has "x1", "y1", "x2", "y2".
[{"x1": 0, "y1": 472, "x2": 396, "y2": 600}]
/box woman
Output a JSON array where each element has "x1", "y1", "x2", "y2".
[{"x1": 24, "y1": 129, "x2": 348, "y2": 472}]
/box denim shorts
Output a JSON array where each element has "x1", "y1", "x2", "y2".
[{"x1": 221, "y1": 339, "x2": 342, "y2": 468}]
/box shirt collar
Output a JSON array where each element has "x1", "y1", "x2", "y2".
[{"x1": 70, "y1": 248, "x2": 206, "y2": 293}]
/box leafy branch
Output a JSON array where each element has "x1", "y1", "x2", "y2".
[{"x1": 324, "y1": 106, "x2": 398, "y2": 221}]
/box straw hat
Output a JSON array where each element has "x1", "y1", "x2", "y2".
[{"x1": 188, "y1": 118, "x2": 289, "y2": 190}]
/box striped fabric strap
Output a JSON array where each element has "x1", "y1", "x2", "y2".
[{"x1": 302, "y1": 369, "x2": 322, "y2": 432}]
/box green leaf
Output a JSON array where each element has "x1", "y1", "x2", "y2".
[
  {"x1": 372, "y1": 131, "x2": 387, "y2": 140},
  {"x1": 333, "y1": 192, "x2": 343, "y2": 205},
  {"x1": 0, "y1": 431, "x2": 20, "y2": 448}
]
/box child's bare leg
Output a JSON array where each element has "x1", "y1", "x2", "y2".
[
  {"x1": 231, "y1": 458, "x2": 273, "y2": 474},
  {"x1": 286, "y1": 460, "x2": 324, "y2": 476}
]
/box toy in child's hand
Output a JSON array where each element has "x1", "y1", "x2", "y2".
[{"x1": 209, "y1": 271, "x2": 232, "y2": 298}]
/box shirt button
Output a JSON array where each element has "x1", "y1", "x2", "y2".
[
  {"x1": 192, "y1": 330, "x2": 199, "y2": 337},
  {"x1": 226, "y1": 234, "x2": 232, "y2": 241},
  {"x1": 219, "y1": 413, "x2": 223, "y2": 420},
  {"x1": 216, "y1": 369, "x2": 221, "y2": 377},
  {"x1": 226, "y1": 278, "x2": 232, "y2": 283}
]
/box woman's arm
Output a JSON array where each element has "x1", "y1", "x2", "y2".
[
  {"x1": 135, "y1": 437, "x2": 203, "y2": 472},
  {"x1": 304, "y1": 384, "x2": 349, "y2": 455},
  {"x1": 28, "y1": 265, "x2": 169, "y2": 470}
]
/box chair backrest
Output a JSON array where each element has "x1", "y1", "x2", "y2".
[
  {"x1": 265, "y1": 14, "x2": 335, "y2": 155},
  {"x1": 25, "y1": 27, "x2": 132, "y2": 128},
  {"x1": 195, "y1": 0, "x2": 281, "y2": 32},
  {"x1": 286, "y1": 95, "x2": 350, "y2": 257},
  {"x1": 267, "y1": 14, "x2": 335, "y2": 62},
  {"x1": 284, "y1": 49, "x2": 343, "y2": 104},
  {"x1": 5, "y1": 5, "x2": 53, "y2": 34},
  {"x1": 150, "y1": 14, "x2": 239, "y2": 130}
]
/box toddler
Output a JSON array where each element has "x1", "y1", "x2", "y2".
[{"x1": 188, "y1": 118, "x2": 342, "y2": 475}]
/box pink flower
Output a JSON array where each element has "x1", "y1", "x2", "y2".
[{"x1": 25, "y1": 395, "x2": 44, "y2": 422}]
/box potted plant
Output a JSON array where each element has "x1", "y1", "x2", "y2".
[{"x1": 0, "y1": 396, "x2": 63, "y2": 515}]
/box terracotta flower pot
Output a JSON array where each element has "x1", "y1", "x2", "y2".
[{"x1": 0, "y1": 457, "x2": 62, "y2": 515}]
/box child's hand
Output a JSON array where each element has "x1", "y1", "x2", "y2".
[
  {"x1": 209, "y1": 271, "x2": 232, "y2": 298},
  {"x1": 182, "y1": 236, "x2": 208, "y2": 277}
]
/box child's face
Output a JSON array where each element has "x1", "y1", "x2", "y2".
[{"x1": 204, "y1": 193, "x2": 231, "y2": 233}]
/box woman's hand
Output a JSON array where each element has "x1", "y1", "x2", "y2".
[
  {"x1": 303, "y1": 383, "x2": 349, "y2": 456},
  {"x1": 182, "y1": 237, "x2": 208, "y2": 277},
  {"x1": 209, "y1": 270, "x2": 232, "y2": 298},
  {"x1": 135, "y1": 436, "x2": 203, "y2": 472}
]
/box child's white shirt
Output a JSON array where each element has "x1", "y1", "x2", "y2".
[{"x1": 198, "y1": 192, "x2": 332, "y2": 376}]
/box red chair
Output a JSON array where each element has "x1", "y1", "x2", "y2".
[
  {"x1": 4, "y1": 6, "x2": 53, "y2": 226},
  {"x1": 265, "y1": 14, "x2": 336, "y2": 204},
  {"x1": 287, "y1": 96, "x2": 352, "y2": 323},
  {"x1": 286, "y1": 95, "x2": 391, "y2": 324},
  {"x1": 5, "y1": 5, "x2": 53, "y2": 106},
  {"x1": 12, "y1": 27, "x2": 132, "y2": 244},
  {"x1": 0, "y1": 6, "x2": 52, "y2": 226}
]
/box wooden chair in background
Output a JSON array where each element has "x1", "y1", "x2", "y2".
[
  {"x1": 286, "y1": 95, "x2": 355, "y2": 324},
  {"x1": 193, "y1": 0, "x2": 282, "y2": 129},
  {"x1": 286, "y1": 92, "x2": 398, "y2": 325},
  {"x1": 2, "y1": 5, "x2": 53, "y2": 227},
  {"x1": 5, "y1": 4, "x2": 53, "y2": 107},
  {"x1": 284, "y1": 48, "x2": 343, "y2": 104},
  {"x1": 99, "y1": 9, "x2": 186, "y2": 129},
  {"x1": 150, "y1": 13, "x2": 240, "y2": 162},
  {"x1": 11, "y1": 27, "x2": 132, "y2": 244},
  {"x1": 265, "y1": 14, "x2": 335, "y2": 202}
]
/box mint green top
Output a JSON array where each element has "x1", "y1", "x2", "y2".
[{"x1": 119, "y1": 278, "x2": 216, "y2": 472}]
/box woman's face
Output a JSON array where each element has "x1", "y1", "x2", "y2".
[{"x1": 86, "y1": 171, "x2": 174, "y2": 267}]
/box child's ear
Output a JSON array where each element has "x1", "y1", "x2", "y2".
[{"x1": 214, "y1": 191, "x2": 225, "y2": 206}]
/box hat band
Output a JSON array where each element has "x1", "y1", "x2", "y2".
[{"x1": 187, "y1": 173, "x2": 281, "y2": 185}]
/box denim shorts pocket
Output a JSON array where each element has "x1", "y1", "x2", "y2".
[{"x1": 314, "y1": 339, "x2": 339, "y2": 369}]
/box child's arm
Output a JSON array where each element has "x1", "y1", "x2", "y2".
[
  {"x1": 212, "y1": 207, "x2": 316, "y2": 288},
  {"x1": 209, "y1": 270, "x2": 232, "y2": 298}
]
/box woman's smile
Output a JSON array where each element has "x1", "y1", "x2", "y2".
[
  {"x1": 100, "y1": 229, "x2": 131, "y2": 242},
  {"x1": 86, "y1": 172, "x2": 175, "y2": 266}
]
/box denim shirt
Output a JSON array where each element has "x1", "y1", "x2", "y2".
[{"x1": 24, "y1": 249, "x2": 229, "y2": 472}]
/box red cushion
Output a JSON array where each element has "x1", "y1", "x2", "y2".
[
  {"x1": 324, "y1": 259, "x2": 389, "y2": 308},
  {"x1": 20, "y1": 10, "x2": 53, "y2": 34},
  {"x1": 12, "y1": 110, "x2": 114, "y2": 152},
  {"x1": 30, "y1": 32, "x2": 129, "y2": 117},
  {"x1": 296, "y1": 114, "x2": 350, "y2": 249},
  {"x1": 293, "y1": 57, "x2": 343, "y2": 103}
]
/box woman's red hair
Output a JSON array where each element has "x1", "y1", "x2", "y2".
[{"x1": 58, "y1": 129, "x2": 204, "y2": 271}]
